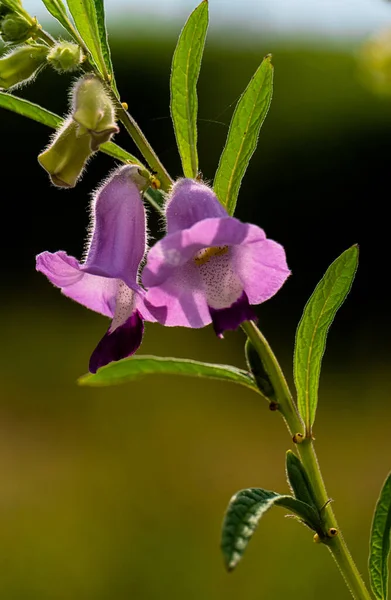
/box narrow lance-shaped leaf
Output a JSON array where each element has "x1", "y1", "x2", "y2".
[
  {"x1": 0, "y1": 91, "x2": 142, "y2": 165},
  {"x1": 66, "y1": 0, "x2": 108, "y2": 78},
  {"x1": 41, "y1": 0, "x2": 78, "y2": 39},
  {"x1": 93, "y1": 0, "x2": 118, "y2": 95},
  {"x1": 369, "y1": 472, "x2": 391, "y2": 600},
  {"x1": 221, "y1": 488, "x2": 322, "y2": 571},
  {"x1": 286, "y1": 450, "x2": 319, "y2": 512},
  {"x1": 170, "y1": 0, "x2": 208, "y2": 178},
  {"x1": 213, "y1": 55, "x2": 273, "y2": 215},
  {"x1": 78, "y1": 355, "x2": 259, "y2": 392},
  {"x1": 293, "y1": 246, "x2": 359, "y2": 433}
]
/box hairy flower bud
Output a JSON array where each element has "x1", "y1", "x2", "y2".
[
  {"x1": 71, "y1": 75, "x2": 119, "y2": 150},
  {"x1": 0, "y1": 12, "x2": 36, "y2": 43},
  {"x1": 38, "y1": 117, "x2": 93, "y2": 188},
  {"x1": 0, "y1": 44, "x2": 48, "y2": 90},
  {"x1": 47, "y1": 41, "x2": 84, "y2": 73}
]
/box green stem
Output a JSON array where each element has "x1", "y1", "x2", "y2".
[
  {"x1": 35, "y1": 27, "x2": 56, "y2": 46},
  {"x1": 115, "y1": 102, "x2": 172, "y2": 192},
  {"x1": 241, "y1": 321, "x2": 303, "y2": 435},
  {"x1": 299, "y1": 441, "x2": 372, "y2": 600},
  {"x1": 241, "y1": 320, "x2": 372, "y2": 600}
]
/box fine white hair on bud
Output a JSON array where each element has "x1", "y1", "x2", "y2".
[
  {"x1": 0, "y1": 44, "x2": 48, "y2": 90},
  {"x1": 70, "y1": 74, "x2": 119, "y2": 149},
  {"x1": 38, "y1": 116, "x2": 93, "y2": 188},
  {"x1": 47, "y1": 41, "x2": 84, "y2": 73}
]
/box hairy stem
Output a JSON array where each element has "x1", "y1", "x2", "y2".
[
  {"x1": 115, "y1": 102, "x2": 173, "y2": 192},
  {"x1": 241, "y1": 320, "x2": 372, "y2": 600}
]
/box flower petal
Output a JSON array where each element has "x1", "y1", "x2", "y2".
[
  {"x1": 144, "y1": 262, "x2": 211, "y2": 328},
  {"x1": 36, "y1": 250, "x2": 116, "y2": 317},
  {"x1": 232, "y1": 226, "x2": 290, "y2": 305},
  {"x1": 83, "y1": 165, "x2": 146, "y2": 290},
  {"x1": 143, "y1": 217, "x2": 249, "y2": 287},
  {"x1": 89, "y1": 310, "x2": 144, "y2": 373},
  {"x1": 209, "y1": 291, "x2": 257, "y2": 337},
  {"x1": 166, "y1": 179, "x2": 227, "y2": 233}
]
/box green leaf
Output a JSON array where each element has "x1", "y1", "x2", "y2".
[
  {"x1": 0, "y1": 91, "x2": 61, "y2": 128},
  {"x1": 244, "y1": 338, "x2": 275, "y2": 400},
  {"x1": 369, "y1": 472, "x2": 391, "y2": 600},
  {"x1": 66, "y1": 0, "x2": 107, "y2": 77},
  {"x1": 213, "y1": 55, "x2": 273, "y2": 215},
  {"x1": 286, "y1": 450, "x2": 319, "y2": 512},
  {"x1": 221, "y1": 488, "x2": 322, "y2": 571},
  {"x1": 0, "y1": 91, "x2": 142, "y2": 165},
  {"x1": 40, "y1": 0, "x2": 77, "y2": 39},
  {"x1": 1, "y1": 0, "x2": 23, "y2": 11},
  {"x1": 170, "y1": 0, "x2": 208, "y2": 178},
  {"x1": 293, "y1": 246, "x2": 359, "y2": 432},
  {"x1": 100, "y1": 140, "x2": 142, "y2": 166},
  {"x1": 92, "y1": 0, "x2": 118, "y2": 94},
  {"x1": 78, "y1": 355, "x2": 258, "y2": 392}
]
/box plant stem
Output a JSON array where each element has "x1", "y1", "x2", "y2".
[
  {"x1": 241, "y1": 321, "x2": 303, "y2": 435},
  {"x1": 299, "y1": 441, "x2": 372, "y2": 600},
  {"x1": 241, "y1": 320, "x2": 372, "y2": 600},
  {"x1": 115, "y1": 102, "x2": 173, "y2": 192}
]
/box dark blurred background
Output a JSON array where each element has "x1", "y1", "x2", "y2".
[{"x1": 1, "y1": 1, "x2": 391, "y2": 598}]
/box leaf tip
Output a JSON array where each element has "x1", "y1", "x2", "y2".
[
  {"x1": 226, "y1": 556, "x2": 239, "y2": 572},
  {"x1": 264, "y1": 53, "x2": 273, "y2": 64},
  {"x1": 77, "y1": 373, "x2": 89, "y2": 386},
  {"x1": 348, "y1": 243, "x2": 360, "y2": 263}
]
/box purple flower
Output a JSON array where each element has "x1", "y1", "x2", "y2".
[
  {"x1": 36, "y1": 165, "x2": 154, "y2": 373},
  {"x1": 142, "y1": 179, "x2": 290, "y2": 336}
]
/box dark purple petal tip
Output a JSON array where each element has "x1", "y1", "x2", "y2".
[
  {"x1": 209, "y1": 292, "x2": 257, "y2": 337},
  {"x1": 89, "y1": 310, "x2": 144, "y2": 373}
]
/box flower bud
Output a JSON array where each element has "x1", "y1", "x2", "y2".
[
  {"x1": 0, "y1": 12, "x2": 37, "y2": 43},
  {"x1": 0, "y1": 44, "x2": 48, "y2": 90},
  {"x1": 47, "y1": 41, "x2": 84, "y2": 73},
  {"x1": 38, "y1": 117, "x2": 93, "y2": 188},
  {"x1": 71, "y1": 75, "x2": 119, "y2": 150}
]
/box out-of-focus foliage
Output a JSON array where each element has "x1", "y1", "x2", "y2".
[{"x1": 360, "y1": 28, "x2": 391, "y2": 95}]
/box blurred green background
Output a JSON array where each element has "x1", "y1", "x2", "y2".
[{"x1": 1, "y1": 2, "x2": 391, "y2": 598}]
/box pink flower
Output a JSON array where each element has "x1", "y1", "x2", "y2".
[
  {"x1": 143, "y1": 179, "x2": 290, "y2": 336},
  {"x1": 36, "y1": 165, "x2": 154, "y2": 372}
]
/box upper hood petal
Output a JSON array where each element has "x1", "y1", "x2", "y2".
[
  {"x1": 83, "y1": 165, "x2": 146, "y2": 290},
  {"x1": 166, "y1": 179, "x2": 227, "y2": 233}
]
